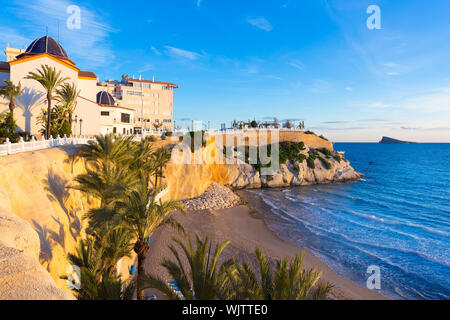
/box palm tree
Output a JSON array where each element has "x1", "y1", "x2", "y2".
[
  {"x1": 56, "y1": 82, "x2": 80, "y2": 129},
  {"x1": 0, "y1": 80, "x2": 23, "y2": 118},
  {"x1": 77, "y1": 134, "x2": 134, "y2": 168},
  {"x1": 225, "y1": 248, "x2": 333, "y2": 300},
  {"x1": 152, "y1": 147, "x2": 171, "y2": 188},
  {"x1": 94, "y1": 227, "x2": 134, "y2": 277},
  {"x1": 116, "y1": 176, "x2": 186, "y2": 300},
  {"x1": 26, "y1": 64, "x2": 69, "y2": 138},
  {"x1": 65, "y1": 238, "x2": 135, "y2": 300},
  {"x1": 73, "y1": 162, "x2": 136, "y2": 210},
  {"x1": 143, "y1": 233, "x2": 234, "y2": 300}
]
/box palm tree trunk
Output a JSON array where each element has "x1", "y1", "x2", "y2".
[
  {"x1": 9, "y1": 100, "x2": 14, "y2": 116},
  {"x1": 134, "y1": 240, "x2": 150, "y2": 300},
  {"x1": 46, "y1": 93, "x2": 52, "y2": 139}
]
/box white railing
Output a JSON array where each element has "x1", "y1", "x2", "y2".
[
  {"x1": 0, "y1": 135, "x2": 95, "y2": 156},
  {"x1": 206, "y1": 128, "x2": 307, "y2": 135}
]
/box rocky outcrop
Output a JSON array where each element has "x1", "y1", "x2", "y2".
[
  {"x1": 379, "y1": 136, "x2": 417, "y2": 144},
  {"x1": 0, "y1": 209, "x2": 75, "y2": 300},
  {"x1": 0, "y1": 209, "x2": 41, "y2": 260},
  {"x1": 0, "y1": 244, "x2": 75, "y2": 300},
  {"x1": 226, "y1": 155, "x2": 362, "y2": 189}
]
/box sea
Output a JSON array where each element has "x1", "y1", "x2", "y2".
[{"x1": 250, "y1": 143, "x2": 450, "y2": 300}]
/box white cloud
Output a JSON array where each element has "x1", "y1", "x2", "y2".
[
  {"x1": 151, "y1": 46, "x2": 161, "y2": 55},
  {"x1": 366, "y1": 88, "x2": 450, "y2": 112},
  {"x1": 196, "y1": 0, "x2": 202, "y2": 7},
  {"x1": 164, "y1": 46, "x2": 202, "y2": 60},
  {"x1": 0, "y1": 28, "x2": 31, "y2": 51},
  {"x1": 288, "y1": 60, "x2": 304, "y2": 70},
  {"x1": 9, "y1": 0, "x2": 115, "y2": 67},
  {"x1": 346, "y1": 87, "x2": 353, "y2": 91},
  {"x1": 384, "y1": 62, "x2": 398, "y2": 67},
  {"x1": 371, "y1": 102, "x2": 394, "y2": 108},
  {"x1": 138, "y1": 64, "x2": 154, "y2": 73},
  {"x1": 401, "y1": 88, "x2": 450, "y2": 112},
  {"x1": 387, "y1": 72, "x2": 400, "y2": 76},
  {"x1": 247, "y1": 17, "x2": 273, "y2": 32}
]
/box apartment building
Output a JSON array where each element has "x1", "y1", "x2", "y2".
[{"x1": 98, "y1": 74, "x2": 178, "y2": 133}]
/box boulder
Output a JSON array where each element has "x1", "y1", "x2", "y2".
[
  {"x1": 0, "y1": 209, "x2": 40, "y2": 260},
  {"x1": 0, "y1": 244, "x2": 75, "y2": 300}
]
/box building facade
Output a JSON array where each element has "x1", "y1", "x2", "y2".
[
  {"x1": 0, "y1": 36, "x2": 100, "y2": 136},
  {"x1": 1, "y1": 36, "x2": 178, "y2": 137},
  {"x1": 96, "y1": 91, "x2": 134, "y2": 135},
  {"x1": 98, "y1": 74, "x2": 177, "y2": 133}
]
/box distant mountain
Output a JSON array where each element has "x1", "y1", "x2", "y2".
[{"x1": 379, "y1": 136, "x2": 418, "y2": 144}]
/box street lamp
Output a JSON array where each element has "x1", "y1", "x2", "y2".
[
  {"x1": 74, "y1": 115, "x2": 78, "y2": 136},
  {"x1": 79, "y1": 118, "x2": 83, "y2": 136}
]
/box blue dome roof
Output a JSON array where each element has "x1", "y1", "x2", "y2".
[
  {"x1": 96, "y1": 91, "x2": 115, "y2": 105},
  {"x1": 25, "y1": 36, "x2": 69, "y2": 59}
]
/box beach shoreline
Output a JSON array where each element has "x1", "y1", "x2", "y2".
[{"x1": 144, "y1": 187, "x2": 386, "y2": 300}]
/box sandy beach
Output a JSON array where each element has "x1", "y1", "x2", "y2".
[{"x1": 143, "y1": 189, "x2": 386, "y2": 300}]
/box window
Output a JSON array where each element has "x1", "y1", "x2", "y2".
[
  {"x1": 121, "y1": 113, "x2": 131, "y2": 123},
  {"x1": 101, "y1": 111, "x2": 110, "y2": 116},
  {"x1": 163, "y1": 119, "x2": 172, "y2": 123}
]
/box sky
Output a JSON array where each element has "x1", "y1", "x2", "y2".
[{"x1": 1, "y1": 0, "x2": 450, "y2": 142}]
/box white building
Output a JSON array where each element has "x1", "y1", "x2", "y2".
[
  {"x1": 0, "y1": 36, "x2": 100, "y2": 136},
  {"x1": 97, "y1": 91, "x2": 134, "y2": 135}
]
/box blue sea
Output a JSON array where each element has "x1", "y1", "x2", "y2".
[{"x1": 251, "y1": 143, "x2": 450, "y2": 300}]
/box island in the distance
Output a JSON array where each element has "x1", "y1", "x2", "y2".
[{"x1": 379, "y1": 136, "x2": 418, "y2": 144}]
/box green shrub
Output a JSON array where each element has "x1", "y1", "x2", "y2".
[
  {"x1": 147, "y1": 135, "x2": 156, "y2": 142},
  {"x1": 319, "y1": 135, "x2": 329, "y2": 141},
  {"x1": 165, "y1": 131, "x2": 173, "y2": 137},
  {"x1": 0, "y1": 112, "x2": 20, "y2": 143},
  {"x1": 318, "y1": 156, "x2": 332, "y2": 170},
  {"x1": 333, "y1": 154, "x2": 342, "y2": 163},
  {"x1": 306, "y1": 157, "x2": 315, "y2": 169},
  {"x1": 304, "y1": 130, "x2": 315, "y2": 135},
  {"x1": 279, "y1": 141, "x2": 306, "y2": 164},
  {"x1": 318, "y1": 147, "x2": 332, "y2": 157}
]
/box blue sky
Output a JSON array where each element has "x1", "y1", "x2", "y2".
[{"x1": 1, "y1": 0, "x2": 450, "y2": 142}]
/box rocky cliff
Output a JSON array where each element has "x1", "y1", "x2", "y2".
[{"x1": 0, "y1": 132, "x2": 360, "y2": 298}]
